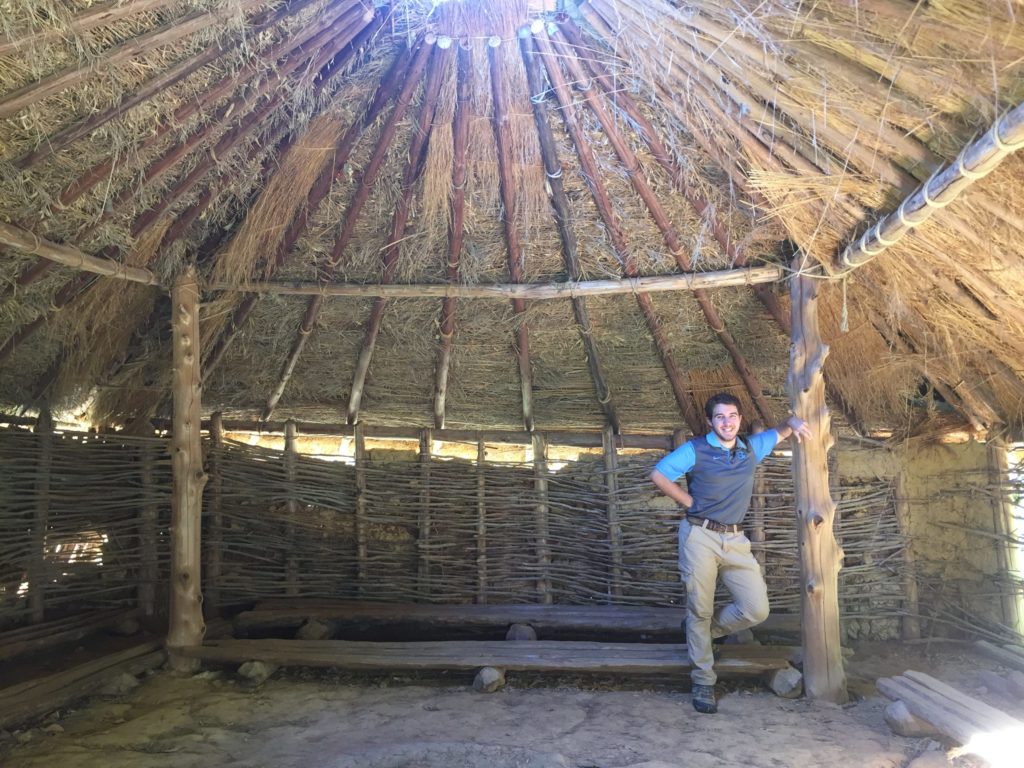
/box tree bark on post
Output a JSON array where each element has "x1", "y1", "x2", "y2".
[
  {"x1": 168, "y1": 266, "x2": 207, "y2": 672},
  {"x1": 787, "y1": 262, "x2": 848, "y2": 703},
  {"x1": 532, "y1": 432, "x2": 553, "y2": 604},
  {"x1": 602, "y1": 426, "x2": 623, "y2": 599},
  {"x1": 139, "y1": 439, "x2": 159, "y2": 618},
  {"x1": 476, "y1": 439, "x2": 487, "y2": 604},
  {"x1": 418, "y1": 429, "x2": 432, "y2": 598},
  {"x1": 284, "y1": 420, "x2": 299, "y2": 597},
  {"x1": 205, "y1": 412, "x2": 224, "y2": 617},
  {"x1": 29, "y1": 408, "x2": 53, "y2": 624}
]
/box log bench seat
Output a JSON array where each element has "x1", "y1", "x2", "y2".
[
  {"x1": 181, "y1": 637, "x2": 799, "y2": 679},
  {"x1": 0, "y1": 608, "x2": 138, "y2": 662},
  {"x1": 234, "y1": 599, "x2": 800, "y2": 640}
]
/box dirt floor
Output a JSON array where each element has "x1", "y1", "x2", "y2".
[{"x1": 1, "y1": 641, "x2": 1022, "y2": 768}]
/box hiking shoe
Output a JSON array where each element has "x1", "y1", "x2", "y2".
[{"x1": 692, "y1": 683, "x2": 717, "y2": 714}]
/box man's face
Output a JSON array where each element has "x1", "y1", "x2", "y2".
[{"x1": 708, "y1": 403, "x2": 741, "y2": 445}]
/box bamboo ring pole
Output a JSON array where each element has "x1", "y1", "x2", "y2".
[
  {"x1": 354, "y1": 423, "x2": 367, "y2": 596},
  {"x1": 418, "y1": 430, "x2": 432, "y2": 597},
  {"x1": 285, "y1": 420, "x2": 299, "y2": 597},
  {"x1": 168, "y1": 266, "x2": 207, "y2": 671},
  {"x1": 787, "y1": 258, "x2": 848, "y2": 703},
  {"x1": 476, "y1": 439, "x2": 488, "y2": 604},
  {"x1": 205, "y1": 412, "x2": 224, "y2": 616},
  {"x1": 602, "y1": 426, "x2": 623, "y2": 599},
  {"x1": 30, "y1": 409, "x2": 53, "y2": 624},
  {"x1": 532, "y1": 432, "x2": 553, "y2": 604}
]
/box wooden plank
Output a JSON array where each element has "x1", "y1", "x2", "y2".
[
  {"x1": 235, "y1": 600, "x2": 800, "y2": 636},
  {"x1": 0, "y1": 642, "x2": 164, "y2": 728},
  {"x1": 902, "y1": 670, "x2": 1023, "y2": 731},
  {"x1": 0, "y1": 608, "x2": 135, "y2": 661},
  {"x1": 182, "y1": 638, "x2": 797, "y2": 676},
  {"x1": 976, "y1": 640, "x2": 1024, "y2": 673}
]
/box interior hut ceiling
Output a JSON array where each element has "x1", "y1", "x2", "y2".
[{"x1": 1, "y1": 0, "x2": 1023, "y2": 439}]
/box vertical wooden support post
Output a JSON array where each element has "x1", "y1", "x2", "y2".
[
  {"x1": 987, "y1": 441, "x2": 1024, "y2": 635},
  {"x1": 893, "y1": 469, "x2": 921, "y2": 640},
  {"x1": 602, "y1": 426, "x2": 623, "y2": 599},
  {"x1": 354, "y1": 422, "x2": 367, "y2": 596},
  {"x1": 476, "y1": 438, "x2": 488, "y2": 604},
  {"x1": 750, "y1": 424, "x2": 767, "y2": 570},
  {"x1": 418, "y1": 429, "x2": 432, "y2": 598},
  {"x1": 787, "y1": 263, "x2": 848, "y2": 703},
  {"x1": 29, "y1": 408, "x2": 53, "y2": 624},
  {"x1": 168, "y1": 265, "x2": 207, "y2": 671},
  {"x1": 139, "y1": 439, "x2": 159, "y2": 618},
  {"x1": 532, "y1": 432, "x2": 553, "y2": 604},
  {"x1": 672, "y1": 429, "x2": 689, "y2": 450},
  {"x1": 284, "y1": 420, "x2": 299, "y2": 597},
  {"x1": 205, "y1": 412, "x2": 224, "y2": 616}
]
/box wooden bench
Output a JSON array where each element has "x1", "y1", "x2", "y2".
[
  {"x1": 0, "y1": 608, "x2": 137, "y2": 662},
  {"x1": 234, "y1": 599, "x2": 800, "y2": 639}
]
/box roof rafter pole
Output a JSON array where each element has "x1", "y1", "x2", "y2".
[
  {"x1": 520, "y1": 55, "x2": 620, "y2": 432},
  {"x1": 489, "y1": 41, "x2": 536, "y2": 432},
  {"x1": 347, "y1": 46, "x2": 449, "y2": 425},
  {"x1": 0, "y1": 274, "x2": 95, "y2": 366},
  {"x1": 58, "y1": 0, "x2": 370, "y2": 208},
  {"x1": 839, "y1": 101, "x2": 1024, "y2": 270},
  {"x1": 433, "y1": 43, "x2": 473, "y2": 431},
  {"x1": 262, "y1": 41, "x2": 434, "y2": 421},
  {"x1": 527, "y1": 36, "x2": 700, "y2": 434},
  {"x1": 543, "y1": 30, "x2": 776, "y2": 426},
  {"x1": 15, "y1": 0, "x2": 330, "y2": 169},
  {"x1": 0, "y1": 0, "x2": 268, "y2": 119},
  {"x1": 202, "y1": 40, "x2": 412, "y2": 382}
]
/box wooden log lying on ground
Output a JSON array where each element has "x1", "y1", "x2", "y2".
[
  {"x1": 876, "y1": 670, "x2": 1024, "y2": 746},
  {"x1": 0, "y1": 608, "x2": 137, "y2": 661},
  {"x1": 0, "y1": 640, "x2": 164, "y2": 728},
  {"x1": 181, "y1": 637, "x2": 798, "y2": 678},
  {"x1": 975, "y1": 640, "x2": 1024, "y2": 673},
  {"x1": 234, "y1": 600, "x2": 801, "y2": 639}
]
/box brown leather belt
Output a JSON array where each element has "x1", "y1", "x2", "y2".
[{"x1": 687, "y1": 516, "x2": 742, "y2": 534}]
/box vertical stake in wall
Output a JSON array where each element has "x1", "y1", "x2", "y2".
[
  {"x1": 787, "y1": 260, "x2": 848, "y2": 703},
  {"x1": 284, "y1": 420, "x2": 299, "y2": 597},
  {"x1": 139, "y1": 439, "x2": 159, "y2": 617},
  {"x1": 205, "y1": 412, "x2": 224, "y2": 616},
  {"x1": 418, "y1": 429, "x2": 432, "y2": 598},
  {"x1": 354, "y1": 422, "x2": 367, "y2": 596},
  {"x1": 893, "y1": 469, "x2": 921, "y2": 640},
  {"x1": 30, "y1": 408, "x2": 53, "y2": 624},
  {"x1": 168, "y1": 265, "x2": 207, "y2": 672},
  {"x1": 476, "y1": 438, "x2": 488, "y2": 604},
  {"x1": 749, "y1": 423, "x2": 767, "y2": 570},
  {"x1": 602, "y1": 425, "x2": 623, "y2": 599},
  {"x1": 987, "y1": 441, "x2": 1024, "y2": 636},
  {"x1": 532, "y1": 432, "x2": 553, "y2": 604}
]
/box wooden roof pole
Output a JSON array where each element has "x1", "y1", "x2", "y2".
[
  {"x1": 542, "y1": 30, "x2": 776, "y2": 426},
  {"x1": 433, "y1": 43, "x2": 472, "y2": 430},
  {"x1": 346, "y1": 47, "x2": 448, "y2": 425},
  {"x1": 524, "y1": 35, "x2": 701, "y2": 434},
  {"x1": 0, "y1": 275, "x2": 94, "y2": 365},
  {"x1": 262, "y1": 41, "x2": 434, "y2": 421},
  {"x1": 489, "y1": 40, "x2": 536, "y2": 432},
  {"x1": 15, "y1": 0, "x2": 329, "y2": 169},
  {"x1": 202, "y1": 41, "x2": 412, "y2": 381},
  {"x1": 0, "y1": 0, "x2": 268, "y2": 119}
]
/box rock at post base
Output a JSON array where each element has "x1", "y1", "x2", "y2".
[
  {"x1": 505, "y1": 623, "x2": 537, "y2": 641},
  {"x1": 100, "y1": 672, "x2": 141, "y2": 696},
  {"x1": 768, "y1": 666, "x2": 803, "y2": 698},
  {"x1": 884, "y1": 700, "x2": 941, "y2": 738},
  {"x1": 296, "y1": 619, "x2": 333, "y2": 641},
  {"x1": 110, "y1": 617, "x2": 141, "y2": 636},
  {"x1": 238, "y1": 660, "x2": 278, "y2": 685},
  {"x1": 975, "y1": 669, "x2": 1011, "y2": 697},
  {"x1": 473, "y1": 666, "x2": 505, "y2": 693}
]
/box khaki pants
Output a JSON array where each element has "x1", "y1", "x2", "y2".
[{"x1": 679, "y1": 519, "x2": 770, "y2": 685}]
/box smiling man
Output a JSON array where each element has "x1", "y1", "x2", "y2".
[{"x1": 650, "y1": 392, "x2": 810, "y2": 714}]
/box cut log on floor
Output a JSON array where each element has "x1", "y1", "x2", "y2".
[
  {"x1": 234, "y1": 600, "x2": 800, "y2": 639},
  {"x1": 877, "y1": 670, "x2": 1024, "y2": 746},
  {"x1": 181, "y1": 637, "x2": 799, "y2": 678},
  {"x1": 0, "y1": 640, "x2": 164, "y2": 729},
  {"x1": 0, "y1": 608, "x2": 138, "y2": 661},
  {"x1": 975, "y1": 640, "x2": 1024, "y2": 673}
]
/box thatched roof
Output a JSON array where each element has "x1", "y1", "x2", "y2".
[{"x1": 1, "y1": 0, "x2": 1022, "y2": 439}]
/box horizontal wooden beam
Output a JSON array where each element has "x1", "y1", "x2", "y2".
[
  {"x1": 209, "y1": 265, "x2": 783, "y2": 300},
  {"x1": 0, "y1": 222, "x2": 159, "y2": 285}
]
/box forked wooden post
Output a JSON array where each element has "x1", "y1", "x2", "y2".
[
  {"x1": 30, "y1": 409, "x2": 53, "y2": 624},
  {"x1": 168, "y1": 266, "x2": 207, "y2": 671},
  {"x1": 354, "y1": 423, "x2": 367, "y2": 596},
  {"x1": 284, "y1": 420, "x2": 299, "y2": 597},
  {"x1": 602, "y1": 426, "x2": 623, "y2": 598},
  {"x1": 418, "y1": 429, "x2": 432, "y2": 597},
  {"x1": 139, "y1": 439, "x2": 159, "y2": 617},
  {"x1": 476, "y1": 439, "x2": 488, "y2": 604},
  {"x1": 205, "y1": 412, "x2": 224, "y2": 616},
  {"x1": 532, "y1": 432, "x2": 553, "y2": 604},
  {"x1": 787, "y1": 262, "x2": 848, "y2": 702}
]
